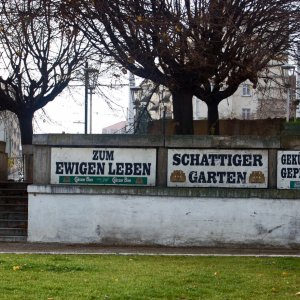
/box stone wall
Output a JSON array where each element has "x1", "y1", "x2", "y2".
[
  {"x1": 28, "y1": 133, "x2": 300, "y2": 247},
  {"x1": 0, "y1": 141, "x2": 7, "y2": 181},
  {"x1": 28, "y1": 185, "x2": 300, "y2": 247},
  {"x1": 32, "y1": 134, "x2": 283, "y2": 188}
]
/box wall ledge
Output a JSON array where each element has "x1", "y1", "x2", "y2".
[
  {"x1": 28, "y1": 184, "x2": 300, "y2": 199},
  {"x1": 33, "y1": 134, "x2": 280, "y2": 149}
]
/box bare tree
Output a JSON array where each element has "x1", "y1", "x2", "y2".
[
  {"x1": 0, "y1": 0, "x2": 94, "y2": 145},
  {"x1": 63, "y1": 0, "x2": 300, "y2": 134},
  {"x1": 255, "y1": 66, "x2": 298, "y2": 120}
]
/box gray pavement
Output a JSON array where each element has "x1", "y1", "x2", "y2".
[{"x1": 0, "y1": 242, "x2": 299, "y2": 257}]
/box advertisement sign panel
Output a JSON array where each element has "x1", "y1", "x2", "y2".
[
  {"x1": 168, "y1": 149, "x2": 268, "y2": 188},
  {"x1": 51, "y1": 148, "x2": 156, "y2": 186},
  {"x1": 277, "y1": 151, "x2": 300, "y2": 189}
]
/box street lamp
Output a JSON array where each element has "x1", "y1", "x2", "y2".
[
  {"x1": 84, "y1": 62, "x2": 98, "y2": 134},
  {"x1": 130, "y1": 86, "x2": 143, "y2": 133},
  {"x1": 281, "y1": 64, "x2": 296, "y2": 122},
  {"x1": 130, "y1": 86, "x2": 143, "y2": 107}
]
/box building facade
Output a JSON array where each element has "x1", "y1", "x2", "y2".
[{"x1": 129, "y1": 64, "x2": 296, "y2": 124}]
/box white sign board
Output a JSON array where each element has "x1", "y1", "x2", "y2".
[
  {"x1": 277, "y1": 151, "x2": 300, "y2": 189},
  {"x1": 51, "y1": 148, "x2": 156, "y2": 186},
  {"x1": 168, "y1": 149, "x2": 268, "y2": 188}
]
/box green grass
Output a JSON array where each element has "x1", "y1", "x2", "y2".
[{"x1": 0, "y1": 254, "x2": 299, "y2": 299}]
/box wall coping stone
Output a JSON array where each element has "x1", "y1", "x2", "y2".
[
  {"x1": 33, "y1": 134, "x2": 280, "y2": 149},
  {"x1": 28, "y1": 184, "x2": 300, "y2": 199},
  {"x1": 33, "y1": 134, "x2": 164, "y2": 147}
]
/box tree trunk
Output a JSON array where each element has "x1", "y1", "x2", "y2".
[
  {"x1": 171, "y1": 89, "x2": 194, "y2": 134},
  {"x1": 17, "y1": 111, "x2": 34, "y2": 183},
  {"x1": 207, "y1": 101, "x2": 220, "y2": 135},
  {"x1": 18, "y1": 111, "x2": 34, "y2": 146}
]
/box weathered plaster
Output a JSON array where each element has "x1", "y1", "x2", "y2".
[{"x1": 28, "y1": 185, "x2": 300, "y2": 247}]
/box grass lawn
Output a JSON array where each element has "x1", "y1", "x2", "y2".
[{"x1": 0, "y1": 254, "x2": 299, "y2": 299}]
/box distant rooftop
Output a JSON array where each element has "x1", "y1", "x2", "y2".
[{"x1": 102, "y1": 121, "x2": 127, "y2": 134}]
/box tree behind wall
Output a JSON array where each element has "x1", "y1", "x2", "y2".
[
  {"x1": 64, "y1": 0, "x2": 300, "y2": 134},
  {"x1": 0, "y1": 0, "x2": 93, "y2": 146}
]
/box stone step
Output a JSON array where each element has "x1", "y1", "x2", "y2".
[
  {"x1": 0, "y1": 182, "x2": 29, "y2": 241},
  {"x1": 0, "y1": 196, "x2": 28, "y2": 205},
  {"x1": 0, "y1": 189, "x2": 28, "y2": 196},
  {"x1": 0, "y1": 235, "x2": 27, "y2": 242},
  {"x1": 0, "y1": 212, "x2": 28, "y2": 220},
  {"x1": 0, "y1": 204, "x2": 27, "y2": 213},
  {"x1": 0, "y1": 182, "x2": 28, "y2": 190},
  {"x1": 0, "y1": 220, "x2": 27, "y2": 229},
  {"x1": 0, "y1": 228, "x2": 27, "y2": 236}
]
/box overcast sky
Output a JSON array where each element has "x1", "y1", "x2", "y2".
[{"x1": 34, "y1": 79, "x2": 130, "y2": 135}]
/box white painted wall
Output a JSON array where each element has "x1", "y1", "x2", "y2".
[
  {"x1": 192, "y1": 85, "x2": 258, "y2": 121},
  {"x1": 28, "y1": 185, "x2": 300, "y2": 247}
]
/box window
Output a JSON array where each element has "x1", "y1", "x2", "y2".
[
  {"x1": 242, "y1": 84, "x2": 252, "y2": 96},
  {"x1": 242, "y1": 108, "x2": 251, "y2": 119}
]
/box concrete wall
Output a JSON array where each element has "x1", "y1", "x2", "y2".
[
  {"x1": 33, "y1": 134, "x2": 164, "y2": 185},
  {"x1": 28, "y1": 133, "x2": 300, "y2": 247},
  {"x1": 32, "y1": 134, "x2": 281, "y2": 188},
  {"x1": 28, "y1": 185, "x2": 300, "y2": 247}
]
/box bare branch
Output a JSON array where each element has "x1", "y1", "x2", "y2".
[
  {"x1": 0, "y1": 0, "x2": 96, "y2": 144},
  {"x1": 64, "y1": 0, "x2": 300, "y2": 134}
]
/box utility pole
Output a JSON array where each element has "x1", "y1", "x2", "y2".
[
  {"x1": 84, "y1": 62, "x2": 89, "y2": 134},
  {"x1": 127, "y1": 73, "x2": 135, "y2": 133},
  {"x1": 84, "y1": 62, "x2": 98, "y2": 134}
]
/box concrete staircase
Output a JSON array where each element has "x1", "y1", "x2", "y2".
[{"x1": 0, "y1": 182, "x2": 28, "y2": 242}]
